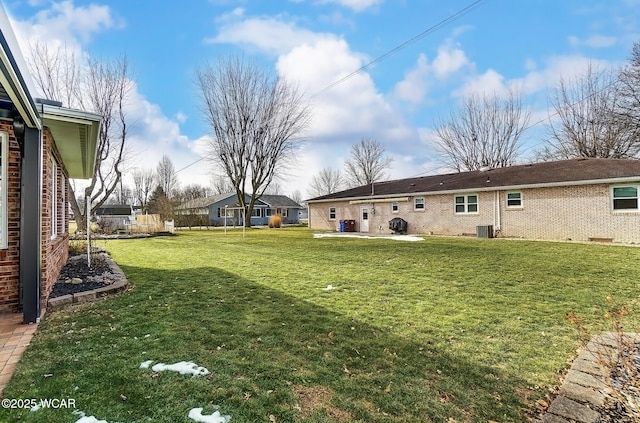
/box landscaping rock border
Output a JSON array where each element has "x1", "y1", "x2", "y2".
[
  {"x1": 47, "y1": 254, "x2": 129, "y2": 310},
  {"x1": 535, "y1": 333, "x2": 635, "y2": 423}
]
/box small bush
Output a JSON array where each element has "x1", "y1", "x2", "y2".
[
  {"x1": 269, "y1": 214, "x2": 282, "y2": 228},
  {"x1": 69, "y1": 240, "x2": 87, "y2": 256}
]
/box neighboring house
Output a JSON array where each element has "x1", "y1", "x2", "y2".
[
  {"x1": 175, "y1": 193, "x2": 302, "y2": 226},
  {"x1": 0, "y1": 8, "x2": 101, "y2": 323},
  {"x1": 306, "y1": 158, "x2": 640, "y2": 244},
  {"x1": 95, "y1": 204, "x2": 134, "y2": 232}
]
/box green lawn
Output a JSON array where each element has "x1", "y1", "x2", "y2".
[{"x1": 3, "y1": 228, "x2": 640, "y2": 423}]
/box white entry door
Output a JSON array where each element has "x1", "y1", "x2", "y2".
[{"x1": 360, "y1": 207, "x2": 369, "y2": 233}]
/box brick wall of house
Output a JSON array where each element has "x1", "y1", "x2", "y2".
[
  {"x1": 41, "y1": 127, "x2": 69, "y2": 308},
  {"x1": 0, "y1": 122, "x2": 22, "y2": 312},
  {"x1": 309, "y1": 183, "x2": 640, "y2": 243}
]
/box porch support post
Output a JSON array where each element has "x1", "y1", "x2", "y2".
[{"x1": 20, "y1": 126, "x2": 42, "y2": 324}]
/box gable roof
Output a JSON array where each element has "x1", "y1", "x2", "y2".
[
  {"x1": 259, "y1": 194, "x2": 302, "y2": 208},
  {"x1": 175, "y1": 193, "x2": 233, "y2": 210},
  {"x1": 176, "y1": 192, "x2": 302, "y2": 210},
  {"x1": 307, "y1": 158, "x2": 640, "y2": 202}
]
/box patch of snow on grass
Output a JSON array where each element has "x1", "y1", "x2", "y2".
[
  {"x1": 72, "y1": 410, "x2": 119, "y2": 423},
  {"x1": 188, "y1": 407, "x2": 231, "y2": 423},
  {"x1": 313, "y1": 233, "x2": 423, "y2": 242},
  {"x1": 139, "y1": 360, "x2": 153, "y2": 369},
  {"x1": 150, "y1": 361, "x2": 210, "y2": 376}
]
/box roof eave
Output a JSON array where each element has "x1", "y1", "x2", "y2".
[
  {"x1": 41, "y1": 104, "x2": 102, "y2": 179},
  {"x1": 306, "y1": 176, "x2": 640, "y2": 203}
]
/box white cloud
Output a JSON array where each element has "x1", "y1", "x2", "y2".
[
  {"x1": 454, "y1": 68, "x2": 508, "y2": 98},
  {"x1": 13, "y1": 0, "x2": 121, "y2": 45},
  {"x1": 431, "y1": 43, "x2": 470, "y2": 79},
  {"x1": 568, "y1": 34, "x2": 617, "y2": 48},
  {"x1": 206, "y1": 13, "x2": 325, "y2": 56},
  {"x1": 394, "y1": 54, "x2": 430, "y2": 104},
  {"x1": 314, "y1": 0, "x2": 384, "y2": 12},
  {"x1": 393, "y1": 42, "x2": 471, "y2": 104}
]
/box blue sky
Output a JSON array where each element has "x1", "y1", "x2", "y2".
[{"x1": 4, "y1": 0, "x2": 639, "y2": 198}]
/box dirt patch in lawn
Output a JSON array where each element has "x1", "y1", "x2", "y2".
[{"x1": 293, "y1": 385, "x2": 352, "y2": 421}]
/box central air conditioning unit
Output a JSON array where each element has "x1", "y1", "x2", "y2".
[{"x1": 476, "y1": 225, "x2": 494, "y2": 239}]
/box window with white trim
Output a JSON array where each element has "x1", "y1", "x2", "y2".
[
  {"x1": 0, "y1": 132, "x2": 7, "y2": 249},
  {"x1": 414, "y1": 197, "x2": 425, "y2": 210},
  {"x1": 506, "y1": 191, "x2": 522, "y2": 208},
  {"x1": 51, "y1": 158, "x2": 58, "y2": 239},
  {"x1": 251, "y1": 208, "x2": 263, "y2": 217},
  {"x1": 613, "y1": 186, "x2": 639, "y2": 211},
  {"x1": 391, "y1": 201, "x2": 399, "y2": 213},
  {"x1": 455, "y1": 194, "x2": 478, "y2": 214},
  {"x1": 329, "y1": 207, "x2": 336, "y2": 220}
]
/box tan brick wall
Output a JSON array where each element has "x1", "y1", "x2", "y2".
[
  {"x1": 0, "y1": 122, "x2": 22, "y2": 312},
  {"x1": 309, "y1": 183, "x2": 640, "y2": 243}
]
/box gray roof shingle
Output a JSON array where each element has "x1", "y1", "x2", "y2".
[{"x1": 307, "y1": 158, "x2": 640, "y2": 202}]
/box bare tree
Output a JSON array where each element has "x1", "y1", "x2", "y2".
[
  {"x1": 156, "y1": 155, "x2": 179, "y2": 199},
  {"x1": 27, "y1": 42, "x2": 132, "y2": 231},
  {"x1": 434, "y1": 89, "x2": 530, "y2": 171},
  {"x1": 211, "y1": 176, "x2": 234, "y2": 195},
  {"x1": 27, "y1": 41, "x2": 80, "y2": 108},
  {"x1": 540, "y1": 64, "x2": 640, "y2": 160},
  {"x1": 309, "y1": 167, "x2": 344, "y2": 198},
  {"x1": 289, "y1": 189, "x2": 303, "y2": 205},
  {"x1": 132, "y1": 168, "x2": 155, "y2": 212},
  {"x1": 112, "y1": 183, "x2": 133, "y2": 205},
  {"x1": 344, "y1": 139, "x2": 392, "y2": 187},
  {"x1": 264, "y1": 182, "x2": 283, "y2": 195},
  {"x1": 196, "y1": 56, "x2": 311, "y2": 227},
  {"x1": 618, "y1": 41, "x2": 640, "y2": 144},
  {"x1": 176, "y1": 184, "x2": 210, "y2": 203}
]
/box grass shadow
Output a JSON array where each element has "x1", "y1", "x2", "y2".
[{"x1": 4, "y1": 264, "x2": 530, "y2": 423}]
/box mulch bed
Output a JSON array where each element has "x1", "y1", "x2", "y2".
[{"x1": 49, "y1": 253, "x2": 118, "y2": 298}]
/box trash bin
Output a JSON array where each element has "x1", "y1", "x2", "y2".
[
  {"x1": 345, "y1": 220, "x2": 356, "y2": 232},
  {"x1": 339, "y1": 220, "x2": 346, "y2": 232}
]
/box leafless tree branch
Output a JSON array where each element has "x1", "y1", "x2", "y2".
[
  {"x1": 195, "y1": 56, "x2": 311, "y2": 226},
  {"x1": 434, "y1": 89, "x2": 530, "y2": 171}
]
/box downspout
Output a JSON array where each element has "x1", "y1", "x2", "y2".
[{"x1": 494, "y1": 190, "x2": 501, "y2": 234}]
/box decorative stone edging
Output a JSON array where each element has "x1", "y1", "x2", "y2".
[
  {"x1": 47, "y1": 255, "x2": 129, "y2": 310},
  {"x1": 536, "y1": 333, "x2": 634, "y2": 423}
]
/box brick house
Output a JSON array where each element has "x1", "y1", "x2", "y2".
[
  {"x1": 0, "y1": 8, "x2": 101, "y2": 323},
  {"x1": 306, "y1": 158, "x2": 640, "y2": 244}
]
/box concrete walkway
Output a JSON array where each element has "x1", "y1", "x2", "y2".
[{"x1": 535, "y1": 333, "x2": 628, "y2": 423}]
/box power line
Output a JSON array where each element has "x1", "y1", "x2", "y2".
[
  {"x1": 314, "y1": 0, "x2": 487, "y2": 96},
  {"x1": 175, "y1": 156, "x2": 206, "y2": 174}
]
